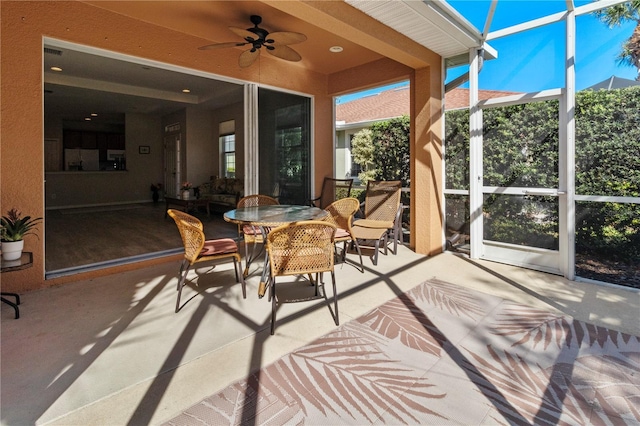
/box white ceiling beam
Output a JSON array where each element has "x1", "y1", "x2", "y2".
[
  {"x1": 482, "y1": 0, "x2": 498, "y2": 40},
  {"x1": 486, "y1": 10, "x2": 568, "y2": 40},
  {"x1": 486, "y1": 0, "x2": 629, "y2": 41}
]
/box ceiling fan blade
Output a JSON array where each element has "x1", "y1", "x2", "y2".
[
  {"x1": 229, "y1": 27, "x2": 258, "y2": 41},
  {"x1": 239, "y1": 49, "x2": 260, "y2": 68},
  {"x1": 266, "y1": 44, "x2": 302, "y2": 62},
  {"x1": 198, "y1": 41, "x2": 248, "y2": 50},
  {"x1": 267, "y1": 31, "x2": 307, "y2": 45}
]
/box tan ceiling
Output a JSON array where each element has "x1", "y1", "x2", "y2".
[
  {"x1": 47, "y1": 1, "x2": 486, "y2": 123},
  {"x1": 85, "y1": 0, "x2": 386, "y2": 76}
]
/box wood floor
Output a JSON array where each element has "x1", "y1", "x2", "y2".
[{"x1": 45, "y1": 202, "x2": 238, "y2": 272}]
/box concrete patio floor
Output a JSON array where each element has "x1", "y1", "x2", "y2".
[{"x1": 1, "y1": 247, "x2": 638, "y2": 425}]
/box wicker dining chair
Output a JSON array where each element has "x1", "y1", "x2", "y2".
[
  {"x1": 167, "y1": 209, "x2": 245, "y2": 312},
  {"x1": 266, "y1": 220, "x2": 338, "y2": 335},
  {"x1": 236, "y1": 194, "x2": 280, "y2": 277},
  {"x1": 323, "y1": 197, "x2": 363, "y2": 272},
  {"x1": 351, "y1": 180, "x2": 403, "y2": 265},
  {"x1": 309, "y1": 177, "x2": 354, "y2": 209}
]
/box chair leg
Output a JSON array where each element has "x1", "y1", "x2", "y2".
[
  {"x1": 233, "y1": 255, "x2": 246, "y2": 299},
  {"x1": 270, "y1": 279, "x2": 277, "y2": 335},
  {"x1": 383, "y1": 232, "x2": 389, "y2": 256},
  {"x1": 351, "y1": 239, "x2": 364, "y2": 272},
  {"x1": 176, "y1": 261, "x2": 191, "y2": 313},
  {"x1": 177, "y1": 259, "x2": 188, "y2": 291},
  {"x1": 331, "y1": 271, "x2": 339, "y2": 325},
  {"x1": 243, "y1": 239, "x2": 251, "y2": 277},
  {"x1": 373, "y1": 239, "x2": 379, "y2": 266},
  {"x1": 391, "y1": 225, "x2": 400, "y2": 254}
]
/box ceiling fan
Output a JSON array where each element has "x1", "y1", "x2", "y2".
[{"x1": 199, "y1": 15, "x2": 307, "y2": 68}]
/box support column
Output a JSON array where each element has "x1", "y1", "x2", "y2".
[{"x1": 410, "y1": 66, "x2": 444, "y2": 256}]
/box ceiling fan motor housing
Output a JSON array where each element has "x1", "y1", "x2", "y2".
[{"x1": 246, "y1": 15, "x2": 271, "y2": 48}]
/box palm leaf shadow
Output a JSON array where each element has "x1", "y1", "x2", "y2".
[
  {"x1": 492, "y1": 303, "x2": 635, "y2": 350},
  {"x1": 412, "y1": 278, "x2": 487, "y2": 320},
  {"x1": 245, "y1": 326, "x2": 448, "y2": 423},
  {"x1": 355, "y1": 279, "x2": 486, "y2": 357},
  {"x1": 462, "y1": 344, "x2": 640, "y2": 425}
]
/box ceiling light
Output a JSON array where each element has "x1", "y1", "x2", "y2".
[
  {"x1": 182, "y1": 89, "x2": 190, "y2": 93},
  {"x1": 50, "y1": 66, "x2": 63, "y2": 72},
  {"x1": 91, "y1": 113, "x2": 98, "y2": 117},
  {"x1": 84, "y1": 117, "x2": 91, "y2": 121},
  {"x1": 329, "y1": 46, "x2": 343, "y2": 53}
]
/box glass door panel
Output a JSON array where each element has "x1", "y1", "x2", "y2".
[
  {"x1": 257, "y1": 88, "x2": 311, "y2": 205},
  {"x1": 481, "y1": 99, "x2": 563, "y2": 273}
]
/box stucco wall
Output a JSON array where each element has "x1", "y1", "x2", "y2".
[
  {"x1": 1, "y1": 1, "x2": 443, "y2": 292},
  {"x1": 0, "y1": 1, "x2": 332, "y2": 291}
]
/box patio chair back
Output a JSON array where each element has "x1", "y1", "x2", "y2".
[
  {"x1": 323, "y1": 197, "x2": 363, "y2": 271},
  {"x1": 236, "y1": 194, "x2": 280, "y2": 277},
  {"x1": 362, "y1": 180, "x2": 402, "y2": 225},
  {"x1": 351, "y1": 180, "x2": 403, "y2": 266},
  {"x1": 167, "y1": 209, "x2": 245, "y2": 312},
  {"x1": 237, "y1": 194, "x2": 280, "y2": 208},
  {"x1": 266, "y1": 220, "x2": 338, "y2": 334},
  {"x1": 310, "y1": 177, "x2": 353, "y2": 209}
]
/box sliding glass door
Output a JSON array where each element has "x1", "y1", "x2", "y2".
[{"x1": 257, "y1": 88, "x2": 311, "y2": 205}]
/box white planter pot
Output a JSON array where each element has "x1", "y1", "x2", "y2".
[
  {"x1": 2, "y1": 240, "x2": 24, "y2": 261},
  {"x1": 182, "y1": 190, "x2": 190, "y2": 200}
]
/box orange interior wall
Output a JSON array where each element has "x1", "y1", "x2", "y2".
[{"x1": 0, "y1": 1, "x2": 329, "y2": 292}]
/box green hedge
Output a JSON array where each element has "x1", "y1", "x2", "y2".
[{"x1": 444, "y1": 86, "x2": 640, "y2": 261}]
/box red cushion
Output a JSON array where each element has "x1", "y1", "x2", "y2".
[
  {"x1": 334, "y1": 228, "x2": 350, "y2": 239},
  {"x1": 200, "y1": 238, "x2": 238, "y2": 256},
  {"x1": 242, "y1": 225, "x2": 263, "y2": 235}
]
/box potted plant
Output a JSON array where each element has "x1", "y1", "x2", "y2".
[
  {"x1": 150, "y1": 183, "x2": 163, "y2": 203},
  {"x1": 180, "y1": 182, "x2": 192, "y2": 200},
  {"x1": 1, "y1": 208, "x2": 42, "y2": 261}
]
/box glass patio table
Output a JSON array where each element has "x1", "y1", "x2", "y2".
[{"x1": 224, "y1": 205, "x2": 328, "y2": 297}]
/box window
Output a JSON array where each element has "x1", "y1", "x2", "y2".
[
  {"x1": 220, "y1": 134, "x2": 236, "y2": 178},
  {"x1": 219, "y1": 120, "x2": 236, "y2": 178}
]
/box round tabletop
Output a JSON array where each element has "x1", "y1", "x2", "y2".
[{"x1": 224, "y1": 204, "x2": 328, "y2": 227}]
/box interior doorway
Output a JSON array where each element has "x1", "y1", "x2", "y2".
[{"x1": 163, "y1": 133, "x2": 181, "y2": 198}]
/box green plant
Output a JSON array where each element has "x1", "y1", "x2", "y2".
[{"x1": 1, "y1": 208, "x2": 42, "y2": 242}]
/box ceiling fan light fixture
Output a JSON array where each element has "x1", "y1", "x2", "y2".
[{"x1": 198, "y1": 15, "x2": 306, "y2": 68}]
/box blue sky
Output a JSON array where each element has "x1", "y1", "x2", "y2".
[{"x1": 337, "y1": 0, "x2": 637, "y2": 103}]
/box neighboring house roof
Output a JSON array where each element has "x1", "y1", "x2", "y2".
[
  {"x1": 336, "y1": 86, "x2": 520, "y2": 126},
  {"x1": 587, "y1": 75, "x2": 640, "y2": 90}
]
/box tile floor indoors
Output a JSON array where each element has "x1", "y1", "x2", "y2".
[{"x1": 2, "y1": 241, "x2": 639, "y2": 425}]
